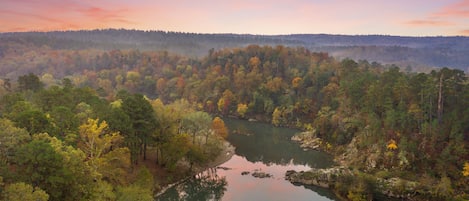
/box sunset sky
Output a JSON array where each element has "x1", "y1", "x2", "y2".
[{"x1": 1, "y1": 0, "x2": 468, "y2": 36}]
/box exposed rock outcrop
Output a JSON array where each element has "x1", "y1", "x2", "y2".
[
  {"x1": 285, "y1": 166, "x2": 351, "y2": 188},
  {"x1": 334, "y1": 136, "x2": 383, "y2": 171},
  {"x1": 291, "y1": 131, "x2": 322, "y2": 150},
  {"x1": 285, "y1": 167, "x2": 420, "y2": 200},
  {"x1": 375, "y1": 177, "x2": 419, "y2": 199}
]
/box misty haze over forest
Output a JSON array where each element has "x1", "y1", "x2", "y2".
[{"x1": 1, "y1": 29, "x2": 468, "y2": 72}]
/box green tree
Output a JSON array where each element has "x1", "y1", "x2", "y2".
[
  {"x1": 116, "y1": 185, "x2": 153, "y2": 201},
  {"x1": 133, "y1": 167, "x2": 154, "y2": 190},
  {"x1": 33, "y1": 133, "x2": 97, "y2": 200},
  {"x1": 104, "y1": 106, "x2": 133, "y2": 136},
  {"x1": 90, "y1": 180, "x2": 116, "y2": 201},
  {"x1": 121, "y1": 93, "x2": 157, "y2": 162},
  {"x1": 0, "y1": 93, "x2": 25, "y2": 115},
  {"x1": 48, "y1": 106, "x2": 79, "y2": 139},
  {"x1": 150, "y1": 99, "x2": 183, "y2": 165},
  {"x1": 162, "y1": 133, "x2": 191, "y2": 171},
  {"x1": 17, "y1": 73, "x2": 44, "y2": 92},
  {"x1": 3, "y1": 182, "x2": 49, "y2": 201},
  {"x1": 34, "y1": 86, "x2": 72, "y2": 111},
  {"x1": 0, "y1": 118, "x2": 30, "y2": 163},
  {"x1": 186, "y1": 145, "x2": 206, "y2": 172},
  {"x1": 13, "y1": 109, "x2": 50, "y2": 135},
  {"x1": 182, "y1": 111, "x2": 212, "y2": 145},
  {"x1": 14, "y1": 139, "x2": 66, "y2": 201}
]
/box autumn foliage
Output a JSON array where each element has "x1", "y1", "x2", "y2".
[
  {"x1": 386, "y1": 139, "x2": 398, "y2": 150},
  {"x1": 0, "y1": 42, "x2": 467, "y2": 200},
  {"x1": 463, "y1": 162, "x2": 469, "y2": 177},
  {"x1": 212, "y1": 117, "x2": 228, "y2": 139}
]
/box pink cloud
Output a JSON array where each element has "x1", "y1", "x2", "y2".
[
  {"x1": 401, "y1": 0, "x2": 467, "y2": 31},
  {"x1": 0, "y1": 0, "x2": 135, "y2": 32},
  {"x1": 404, "y1": 19, "x2": 453, "y2": 26},
  {"x1": 0, "y1": 9, "x2": 83, "y2": 32},
  {"x1": 459, "y1": 29, "x2": 469, "y2": 35},
  {"x1": 433, "y1": 0, "x2": 469, "y2": 18},
  {"x1": 77, "y1": 6, "x2": 134, "y2": 24}
]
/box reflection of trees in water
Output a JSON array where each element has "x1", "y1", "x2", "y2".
[
  {"x1": 158, "y1": 168, "x2": 227, "y2": 201},
  {"x1": 225, "y1": 119, "x2": 334, "y2": 168},
  {"x1": 295, "y1": 183, "x2": 341, "y2": 200}
]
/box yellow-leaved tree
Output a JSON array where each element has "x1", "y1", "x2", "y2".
[
  {"x1": 272, "y1": 107, "x2": 282, "y2": 126},
  {"x1": 237, "y1": 103, "x2": 248, "y2": 118},
  {"x1": 387, "y1": 139, "x2": 398, "y2": 150},
  {"x1": 217, "y1": 98, "x2": 225, "y2": 113},
  {"x1": 78, "y1": 118, "x2": 131, "y2": 185},
  {"x1": 463, "y1": 162, "x2": 469, "y2": 177}
]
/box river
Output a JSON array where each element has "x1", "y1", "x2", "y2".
[{"x1": 157, "y1": 118, "x2": 340, "y2": 201}]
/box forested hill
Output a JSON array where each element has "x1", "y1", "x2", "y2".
[
  {"x1": 1, "y1": 29, "x2": 468, "y2": 71},
  {"x1": 0, "y1": 39, "x2": 468, "y2": 200}
]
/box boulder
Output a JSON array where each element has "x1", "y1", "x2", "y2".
[{"x1": 252, "y1": 171, "x2": 272, "y2": 178}]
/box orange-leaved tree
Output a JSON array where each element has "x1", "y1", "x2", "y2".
[{"x1": 212, "y1": 117, "x2": 228, "y2": 139}]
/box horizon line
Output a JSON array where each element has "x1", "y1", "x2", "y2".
[{"x1": 1, "y1": 28, "x2": 468, "y2": 38}]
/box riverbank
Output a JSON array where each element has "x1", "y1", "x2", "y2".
[
  {"x1": 154, "y1": 140, "x2": 235, "y2": 198},
  {"x1": 197, "y1": 141, "x2": 235, "y2": 171},
  {"x1": 287, "y1": 131, "x2": 469, "y2": 201},
  {"x1": 285, "y1": 167, "x2": 423, "y2": 200}
]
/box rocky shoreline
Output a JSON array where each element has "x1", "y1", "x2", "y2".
[
  {"x1": 285, "y1": 166, "x2": 351, "y2": 188},
  {"x1": 284, "y1": 166, "x2": 421, "y2": 200},
  {"x1": 288, "y1": 131, "x2": 427, "y2": 200}
]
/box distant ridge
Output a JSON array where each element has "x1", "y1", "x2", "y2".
[{"x1": 1, "y1": 29, "x2": 468, "y2": 71}]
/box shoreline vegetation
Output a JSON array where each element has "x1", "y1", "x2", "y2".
[
  {"x1": 154, "y1": 141, "x2": 235, "y2": 198},
  {"x1": 288, "y1": 130, "x2": 468, "y2": 201}
]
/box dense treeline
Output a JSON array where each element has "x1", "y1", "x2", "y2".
[
  {"x1": 0, "y1": 44, "x2": 468, "y2": 200},
  {"x1": 1, "y1": 29, "x2": 469, "y2": 70}
]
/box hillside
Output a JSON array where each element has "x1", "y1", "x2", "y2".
[
  {"x1": 1, "y1": 29, "x2": 468, "y2": 72},
  {"x1": 0, "y1": 40, "x2": 468, "y2": 200}
]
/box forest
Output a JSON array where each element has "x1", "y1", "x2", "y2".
[
  {"x1": 1, "y1": 29, "x2": 469, "y2": 71},
  {"x1": 0, "y1": 41, "x2": 468, "y2": 200}
]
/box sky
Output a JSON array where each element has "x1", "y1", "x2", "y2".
[{"x1": 0, "y1": 0, "x2": 468, "y2": 36}]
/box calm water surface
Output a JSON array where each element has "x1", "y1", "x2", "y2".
[{"x1": 157, "y1": 119, "x2": 339, "y2": 201}]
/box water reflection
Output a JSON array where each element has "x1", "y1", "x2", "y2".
[
  {"x1": 157, "y1": 168, "x2": 227, "y2": 201},
  {"x1": 157, "y1": 119, "x2": 339, "y2": 201},
  {"x1": 225, "y1": 119, "x2": 334, "y2": 168}
]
